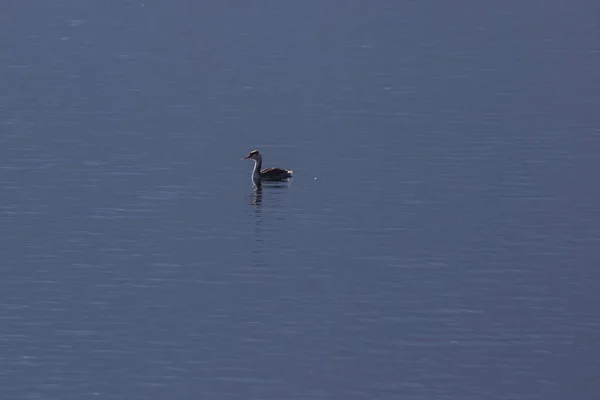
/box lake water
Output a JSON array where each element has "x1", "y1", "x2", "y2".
[{"x1": 1, "y1": 2, "x2": 599, "y2": 399}]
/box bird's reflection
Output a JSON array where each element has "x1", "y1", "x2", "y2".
[
  {"x1": 248, "y1": 181, "x2": 291, "y2": 267},
  {"x1": 248, "y1": 181, "x2": 290, "y2": 246},
  {"x1": 250, "y1": 182, "x2": 263, "y2": 207},
  {"x1": 249, "y1": 183, "x2": 264, "y2": 238},
  {"x1": 249, "y1": 181, "x2": 289, "y2": 208}
]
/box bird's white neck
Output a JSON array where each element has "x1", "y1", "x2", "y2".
[{"x1": 251, "y1": 158, "x2": 262, "y2": 180}]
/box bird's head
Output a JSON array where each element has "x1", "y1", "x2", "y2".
[{"x1": 243, "y1": 150, "x2": 261, "y2": 161}]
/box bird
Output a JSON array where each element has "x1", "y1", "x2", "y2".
[{"x1": 242, "y1": 150, "x2": 293, "y2": 182}]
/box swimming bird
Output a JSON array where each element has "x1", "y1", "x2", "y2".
[{"x1": 243, "y1": 150, "x2": 293, "y2": 182}]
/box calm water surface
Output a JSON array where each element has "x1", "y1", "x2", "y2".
[{"x1": 1, "y1": 2, "x2": 599, "y2": 399}]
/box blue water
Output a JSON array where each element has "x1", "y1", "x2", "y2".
[{"x1": 1, "y1": 2, "x2": 599, "y2": 399}]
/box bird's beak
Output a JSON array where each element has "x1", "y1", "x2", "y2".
[{"x1": 242, "y1": 155, "x2": 250, "y2": 160}]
